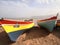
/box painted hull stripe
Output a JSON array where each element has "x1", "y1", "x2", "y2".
[
  {"x1": 37, "y1": 16, "x2": 57, "y2": 22},
  {"x1": 38, "y1": 19, "x2": 56, "y2": 23},
  {"x1": 0, "y1": 20, "x2": 33, "y2": 24},
  {"x1": 8, "y1": 30, "x2": 25, "y2": 41},
  {"x1": 2, "y1": 23, "x2": 34, "y2": 33},
  {"x1": 40, "y1": 16, "x2": 57, "y2": 21}
]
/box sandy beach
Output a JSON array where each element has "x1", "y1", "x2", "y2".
[
  {"x1": 0, "y1": 26, "x2": 60, "y2": 45},
  {"x1": 0, "y1": 0, "x2": 60, "y2": 45}
]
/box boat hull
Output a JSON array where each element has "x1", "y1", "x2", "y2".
[
  {"x1": 0, "y1": 19, "x2": 34, "y2": 41},
  {"x1": 38, "y1": 20, "x2": 56, "y2": 32},
  {"x1": 37, "y1": 15, "x2": 58, "y2": 32},
  {"x1": 8, "y1": 30, "x2": 25, "y2": 41},
  {"x1": 2, "y1": 23, "x2": 34, "y2": 41}
]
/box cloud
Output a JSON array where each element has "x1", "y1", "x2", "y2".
[
  {"x1": 0, "y1": 0, "x2": 60, "y2": 18},
  {"x1": 0, "y1": 0, "x2": 20, "y2": 1}
]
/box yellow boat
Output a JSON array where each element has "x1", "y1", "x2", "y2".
[{"x1": 0, "y1": 19, "x2": 34, "y2": 41}]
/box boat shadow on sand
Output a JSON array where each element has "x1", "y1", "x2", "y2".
[
  {"x1": 0, "y1": 27, "x2": 15, "y2": 45},
  {"x1": 17, "y1": 27, "x2": 49, "y2": 41},
  {"x1": 18, "y1": 26, "x2": 60, "y2": 41},
  {"x1": 52, "y1": 26, "x2": 60, "y2": 38}
]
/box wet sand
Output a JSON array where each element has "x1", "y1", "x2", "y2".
[{"x1": 0, "y1": 26, "x2": 60, "y2": 45}]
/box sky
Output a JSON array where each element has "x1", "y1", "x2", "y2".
[{"x1": 0, "y1": 0, "x2": 60, "y2": 18}]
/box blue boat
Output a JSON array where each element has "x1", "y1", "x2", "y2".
[{"x1": 37, "y1": 13, "x2": 58, "y2": 32}]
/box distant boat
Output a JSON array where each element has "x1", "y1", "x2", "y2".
[
  {"x1": 0, "y1": 19, "x2": 34, "y2": 41},
  {"x1": 37, "y1": 13, "x2": 58, "y2": 32},
  {"x1": 56, "y1": 20, "x2": 60, "y2": 26}
]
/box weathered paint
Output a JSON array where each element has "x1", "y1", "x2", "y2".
[
  {"x1": 38, "y1": 20, "x2": 56, "y2": 32},
  {"x1": 8, "y1": 30, "x2": 25, "y2": 41}
]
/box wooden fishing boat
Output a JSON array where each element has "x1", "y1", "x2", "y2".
[
  {"x1": 0, "y1": 19, "x2": 34, "y2": 41},
  {"x1": 37, "y1": 15, "x2": 58, "y2": 32}
]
